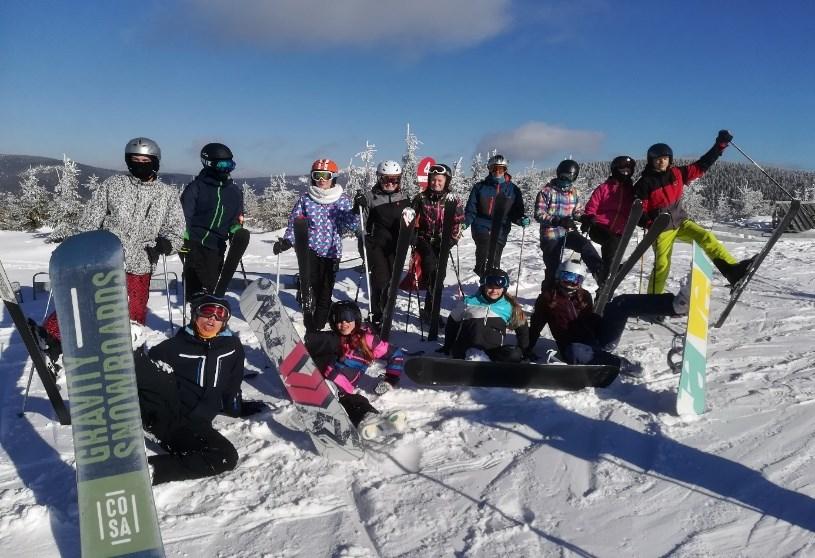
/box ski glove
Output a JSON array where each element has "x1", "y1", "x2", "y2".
[
  {"x1": 240, "y1": 400, "x2": 269, "y2": 417},
  {"x1": 155, "y1": 236, "x2": 173, "y2": 255},
  {"x1": 579, "y1": 214, "x2": 594, "y2": 234},
  {"x1": 519, "y1": 216, "x2": 531, "y2": 228},
  {"x1": 559, "y1": 216, "x2": 576, "y2": 230},
  {"x1": 716, "y1": 129, "x2": 733, "y2": 147},
  {"x1": 338, "y1": 392, "x2": 378, "y2": 427},
  {"x1": 273, "y1": 238, "x2": 292, "y2": 255},
  {"x1": 353, "y1": 191, "x2": 368, "y2": 211}
]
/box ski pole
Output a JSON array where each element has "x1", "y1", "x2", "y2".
[
  {"x1": 729, "y1": 141, "x2": 796, "y2": 201},
  {"x1": 161, "y1": 254, "x2": 174, "y2": 334},
  {"x1": 239, "y1": 259, "x2": 249, "y2": 288},
  {"x1": 358, "y1": 205, "x2": 373, "y2": 318},
  {"x1": 451, "y1": 244, "x2": 464, "y2": 296},
  {"x1": 275, "y1": 249, "x2": 281, "y2": 294},
  {"x1": 515, "y1": 226, "x2": 526, "y2": 298},
  {"x1": 180, "y1": 253, "x2": 187, "y2": 326}
]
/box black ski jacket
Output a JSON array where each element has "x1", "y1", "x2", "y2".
[
  {"x1": 360, "y1": 186, "x2": 411, "y2": 248},
  {"x1": 181, "y1": 169, "x2": 244, "y2": 250}
]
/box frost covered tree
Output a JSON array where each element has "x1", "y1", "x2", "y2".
[
  {"x1": 715, "y1": 189, "x2": 734, "y2": 222},
  {"x1": 83, "y1": 174, "x2": 101, "y2": 193},
  {"x1": 356, "y1": 140, "x2": 377, "y2": 191},
  {"x1": 470, "y1": 152, "x2": 488, "y2": 182},
  {"x1": 400, "y1": 123, "x2": 421, "y2": 198},
  {"x1": 681, "y1": 181, "x2": 710, "y2": 222},
  {"x1": 241, "y1": 182, "x2": 260, "y2": 228},
  {"x1": 18, "y1": 166, "x2": 53, "y2": 231},
  {"x1": 449, "y1": 157, "x2": 469, "y2": 199},
  {"x1": 49, "y1": 155, "x2": 84, "y2": 242},
  {"x1": 257, "y1": 173, "x2": 297, "y2": 231},
  {"x1": 732, "y1": 182, "x2": 767, "y2": 218}
]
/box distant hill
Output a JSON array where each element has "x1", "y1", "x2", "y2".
[{"x1": 0, "y1": 154, "x2": 280, "y2": 195}]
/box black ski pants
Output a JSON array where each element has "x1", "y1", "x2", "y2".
[
  {"x1": 304, "y1": 250, "x2": 338, "y2": 331},
  {"x1": 416, "y1": 238, "x2": 440, "y2": 310},
  {"x1": 472, "y1": 229, "x2": 505, "y2": 278},
  {"x1": 587, "y1": 225, "x2": 622, "y2": 285},
  {"x1": 182, "y1": 243, "x2": 226, "y2": 298},
  {"x1": 540, "y1": 231, "x2": 603, "y2": 288},
  {"x1": 365, "y1": 239, "x2": 398, "y2": 318}
]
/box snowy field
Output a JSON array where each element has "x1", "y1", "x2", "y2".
[{"x1": 1, "y1": 221, "x2": 814, "y2": 557}]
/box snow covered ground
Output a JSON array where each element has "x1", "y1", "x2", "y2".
[{"x1": 1, "y1": 222, "x2": 814, "y2": 557}]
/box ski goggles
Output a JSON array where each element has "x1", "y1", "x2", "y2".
[
  {"x1": 380, "y1": 175, "x2": 401, "y2": 184},
  {"x1": 428, "y1": 164, "x2": 450, "y2": 176},
  {"x1": 311, "y1": 170, "x2": 336, "y2": 181},
  {"x1": 483, "y1": 275, "x2": 509, "y2": 289},
  {"x1": 214, "y1": 159, "x2": 236, "y2": 173},
  {"x1": 558, "y1": 271, "x2": 584, "y2": 286},
  {"x1": 194, "y1": 303, "x2": 231, "y2": 322},
  {"x1": 333, "y1": 307, "x2": 358, "y2": 323}
]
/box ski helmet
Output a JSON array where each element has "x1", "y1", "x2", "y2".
[
  {"x1": 329, "y1": 300, "x2": 362, "y2": 333},
  {"x1": 189, "y1": 293, "x2": 232, "y2": 334},
  {"x1": 201, "y1": 142, "x2": 236, "y2": 174},
  {"x1": 646, "y1": 143, "x2": 673, "y2": 167},
  {"x1": 487, "y1": 154, "x2": 509, "y2": 169},
  {"x1": 428, "y1": 163, "x2": 453, "y2": 189},
  {"x1": 125, "y1": 137, "x2": 161, "y2": 161},
  {"x1": 610, "y1": 155, "x2": 636, "y2": 180},
  {"x1": 555, "y1": 258, "x2": 587, "y2": 291},
  {"x1": 480, "y1": 267, "x2": 510, "y2": 289},
  {"x1": 556, "y1": 159, "x2": 580, "y2": 182},
  {"x1": 376, "y1": 160, "x2": 402, "y2": 176},
  {"x1": 311, "y1": 159, "x2": 339, "y2": 185}
]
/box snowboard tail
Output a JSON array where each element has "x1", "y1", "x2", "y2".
[
  {"x1": 50, "y1": 231, "x2": 164, "y2": 557},
  {"x1": 380, "y1": 208, "x2": 417, "y2": 341},
  {"x1": 214, "y1": 227, "x2": 250, "y2": 296},
  {"x1": 240, "y1": 278, "x2": 364, "y2": 460},
  {"x1": 405, "y1": 356, "x2": 619, "y2": 390}
]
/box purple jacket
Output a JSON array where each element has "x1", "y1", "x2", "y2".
[{"x1": 283, "y1": 192, "x2": 358, "y2": 259}]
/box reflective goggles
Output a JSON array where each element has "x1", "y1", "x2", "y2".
[
  {"x1": 558, "y1": 271, "x2": 584, "y2": 286},
  {"x1": 333, "y1": 308, "x2": 358, "y2": 323},
  {"x1": 194, "y1": 303, "x2": 231, "y2": 321},
  {"x1": 311, "y1": 170, "x2": 336, "y2": 181},
  {"x1": 214, "y1": 159, "x2": 236, "y2": 173},
  {"x1": 483, "y1": 275, "x2": 509, "y2": 289},
  {"x1": 380, "y1": 175, "x2": 401, "y2": 185},
  {"x1": 428, "y1": 164, "x2": 450, "y2": 176}
]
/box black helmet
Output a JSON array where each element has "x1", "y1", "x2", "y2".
[
  {"x1": 428, "y1": 163, "x2": 453, "y2": 189},
  {"x1": 480, "y1": 267, "x2": 510, "y2": 288},
  {"x1": 610, "y1": 155, "x2": 636, "y2": 180},
  {"x1": 556, "y1": 159, "x2": 580, "y2": 182},
  {"x1": 201, "y1": 142, "x2": 236, "y2": 174},
  {"x1": 329, "y1": 300, "x2": 362, "y2": 333},
  {"x1": 646, "y1": 143, "x2": 673, "y2": 167},
  {"x1": 189, "y1": 293, "x2": 232, "y2": 333}
]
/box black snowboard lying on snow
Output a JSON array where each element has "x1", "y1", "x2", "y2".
[{"x1": 404, "y1": 356, "x2": 619, "y2": 390}]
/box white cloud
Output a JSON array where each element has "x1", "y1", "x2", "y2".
[
  {"x1": 179, "y1": 0, "x2": 511, "y2": 52},
  {"x1": 476, "y1": 121, "x2": 604, "y2": 162}
]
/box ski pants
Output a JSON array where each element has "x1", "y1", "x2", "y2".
[
  {"x1": 472, "y1": 229, "x2": 505, "y2": 277},
  {"x1": 44, "y1": 272, "x2": 151, "y2": 341},
  {"x1": 561, "y1": 293, "x2": 675, "y2": 365},
  {"x1": 648, "y1": 219, "x2": 735, "y2": 294},
  {"x1": 182, "y1": 243, "x2": 226, "y2": 298},
  {"x1": 539, "y1": 231, "x2": 603, "y2": 288},
  {"x1": 305, "y1": 250, "x2": 338, "y2": 332},
  {"x1": 416, "y1": 238, "x2": 441, "y2": 310},
  {"x1": 587, "y1": 225, "x2": 622, "y2": 285},
  {"x1": 365, "y1": 239, "x2": 398, "y2": 318}
]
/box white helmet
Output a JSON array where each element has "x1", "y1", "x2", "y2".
[
  {"x1": 487, "y1": 154, "x2": 509, "y2": 169},
  {"x1": 376, "y1": 160, "x2": 402, "y2": 176},
  {"x1": 556, "y1": 258, "x2": 587, "y2": 289}
]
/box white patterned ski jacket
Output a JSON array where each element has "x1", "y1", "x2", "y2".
[{"x1": 79, "y1": 174, "x2": 185, "y2": 274}]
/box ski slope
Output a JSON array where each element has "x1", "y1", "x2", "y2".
[{"x1": 1, "y1": 221, "x2": 813, "y2": 557}]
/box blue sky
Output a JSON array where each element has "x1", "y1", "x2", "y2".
[{"x1": 2, "y1": 0, "x2": 813, "y2": 177}]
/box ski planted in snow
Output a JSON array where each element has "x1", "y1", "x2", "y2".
[
  {"x1": 379, "y1": 207, "x2": 417, "y2": 342},
  {"x1": 49, "y1": 231, "x2": 164, "y2": 557},
  {"x1": 427, "y1": 198, "x2": 459, "y2": 342},
  {"x1": 405, "y1": 356, "x2": 619, "y2": 390},
  {"x1": 714, "y1": 199, "x2": 801, "y2": 328},
  {"x1": 596, "y1": 212, "x2": 671, "y2": 313},
  {"x1": 676, "y1": 242, "x2": 714, "y2": 416},
  {"x1": 485, "y1": 193, "x2": 509, "y2": 272},
  {"x1": 240, "y1": 277, "x2": 364, "y2": 460},
  {"x1": 213, "y1": 227, "x2": 250, "y2": 296},
  {"x1": 292, "y1": 217, "x2": 314, "y2": 329},
  {"x1": 0, "y1": 258, "x2": 71, "y2": 425},
  {"x1": 593, "y1": 199, "x2": 643, "y2": 315}
]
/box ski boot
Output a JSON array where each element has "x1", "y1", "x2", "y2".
[
  {"x1": 359, "y1": 410, "x2": 408, "y2": 441},
  {"x1": 27, "y1": 318, "x2": 63, "y2": 375},
  {"x1": 714, "y1": 256, "x2": 756, "y2": 289}
]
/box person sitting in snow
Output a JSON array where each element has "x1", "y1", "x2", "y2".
[
  {"x1": 439, "y1": 268, "x2": 530, "y2": 363},
  {"x1": 304, "y1": 300, "x2": 405, "y2": 428},
  {"x1": 528, "y1": 259, "x2": 691, "y2": 376},
  {"x1": 134, "y1": 294, "x2": 266, "y2": 484}
]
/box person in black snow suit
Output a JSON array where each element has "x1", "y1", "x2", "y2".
[
  {"x1": 354, "y1": 160, "x2": 412, "y2": 331},
  {"x1": 180, "y1": 142, "x2": 245, "y2": 299},
  {"x1": 463, "y1": 154, "x2": 530, "y2": 278},
  {"x1": 134, "y1": 294, "x2": 267, "y2": 484}
]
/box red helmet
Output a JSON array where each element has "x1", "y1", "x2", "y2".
[{"x1": 312, "y1": 159, "x2": 339, "y2": 173}]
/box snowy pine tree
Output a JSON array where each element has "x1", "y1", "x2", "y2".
[
  {"x1": 17, "y1": 166, "x2": 52, "y2": 231},
  {"x1": 732, "y1": 182, "x2": 767, "y2": 218},
  {"x1": 715, "y1": 189, "x2": 734, "y2": 222},
  {"x1": 241, "y1": 182, "x2": 260, "y2": 228},
  {"x1": 258, "y1": 173, "x2": 297, "y2": 231},
  {"x1": 355, "y1": 140, "x2": 377, "y2": 191},
  {"x1": 400, "y1": 123, "x2": 421, "y2": 198},
  {"x1": 48, "y1": 155, "x2": 84, "y2": 242},
  {"x1": 470, "y1": 152, "x2": 488, "y2": 182},
  {"x1": 450, "y1": 157, "x2": 469, "y2": 199},
  {"x1": 681, "y1": 181, "x2": 710, "y2": 222}
]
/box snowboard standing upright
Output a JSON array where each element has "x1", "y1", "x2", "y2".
[
  {"x1": 485, "y1": 193, "x2": 509, "y2": 272},
  {"x1": 240, "y1": 277, "x2": 364, "y2": 460},
  {"x1": 213, "y1": 227, "x2": 250, "y2": 296},
  {"x1": 676, "y1": 242, "x2": 714, "y2": 416},
  {"x1": 292, "y1": 217, "x2": 314, "y2": 328},
  {"x1": 592, "y1": 199, "x2": 643, "y2": 314},
  {"x1": 714, "y1": 199, "x2": 801, "y2": 328},
  {"x1": 0, "y1": 258, "x2": 71, "y2": 424},
  {"x1": 379, "y1": 207, "x2": 417, "y2": 342},
  {"x1": 50, "y1": 231, "x2": 164, "y2": 557},
  {"x1": 427, "y1": 199, "x2": 458, "y2": 342}
]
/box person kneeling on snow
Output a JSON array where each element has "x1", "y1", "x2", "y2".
[
  {"x1": 304, "y1": 300, "x2": 404, "y2": 427},
  {"x1": 134, "y1": 294, "x2": 267, "y2": 484},
  {"x1": 528, "y1": 259, "x2": 690, "y2": 376},
  {"x1": 440, "y1": 268, "x2": 530, "y2": 362}
]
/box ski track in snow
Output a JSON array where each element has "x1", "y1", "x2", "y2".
[{"x1": 1, "y1": 224, "x2": 814, "y2": 557}]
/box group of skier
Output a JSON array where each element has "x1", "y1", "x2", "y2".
[{"x1": 21, "y1": 128, "x2": 761, "y2": 484}]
